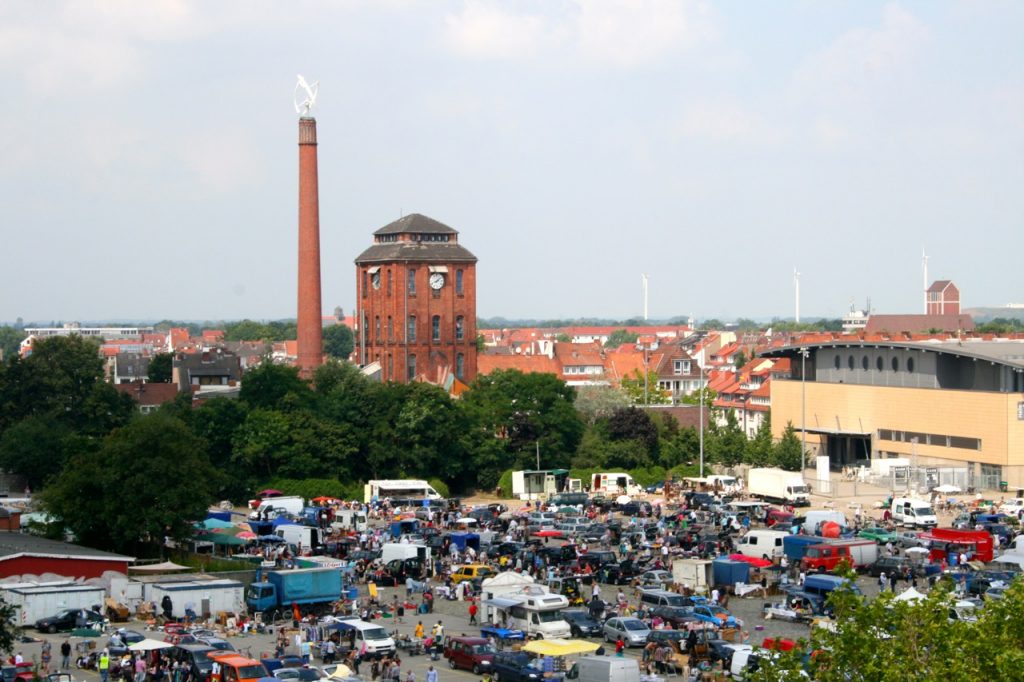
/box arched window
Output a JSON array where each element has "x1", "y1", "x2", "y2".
[
  {"x1": 387, "y1": 269, "x2": 392, "y2": 296},
  {"x1": 862, "y1": 356, "x2": 869, "y2": 371},
  {"x1": 892, "y1": 356, "x2": 899, "y2": 372},
  {"x1": 432, "y1": 315, "x2": 441, "y2": 342},
  {"x1": 907, "y1": 357, "x2": 915, "y2": 373},
  {"x1": 833, "y1": 355, "x2": 841, "y2": 370},
  {"x1": 407, "y1": 354, "x2": 416, "y2": 380},
  {"x1": 387, "y1": 316, "x2": 393, "y2": 342},
  {"x1": 455, "y1": 316, "x2": 465, "y2": 341},
  {"x1": 407, "y1": 315, "x2": 416, "y2": 342},
  {"x1": 407, "y1": 268, "x2": 416, "y2": 294},
  {"x1": 455, "y1": 269, "x2": 464, "y2": 295},
  {"x1": 456, "y1": 353, "x2": 465, "y2": 379},
  {"x1": 848, "y1": 355, "x2": 855, "y2": 370},
  {"x1": 876, "y1": 356, "x2": 883, "y2": 371},
  {"x1": 375, "y1": 316, "x2": 381, "y2": 342}
]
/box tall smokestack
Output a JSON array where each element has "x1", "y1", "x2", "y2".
[{"x1": 296, "y1": 114, "x2": 323, "y2": 377}]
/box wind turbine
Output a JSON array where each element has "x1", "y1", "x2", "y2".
[{"x1": 793, "y1": 268, "x2": 801, "y2": 323}]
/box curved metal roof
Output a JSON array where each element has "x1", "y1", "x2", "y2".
[{"x1": 759, "y1": 339, "x2": 1024, "y2": 370}]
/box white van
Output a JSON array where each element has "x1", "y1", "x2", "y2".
[
  {"x1": 590, "y1": 473, "x2": 642, "y2": 496},
  {"x1": 333, "y1": 619, "x2": 396, "y2": 658},
  {"x1": 735, "y1": 530, "x2": 788, "y2": 560},
  {"x1": 891, "y1": 498, "x2": 937, "y2": 528},
  {"x1": 566, "y1": 656, "x2": 640, "y2": 682},
  {"x1": 249, "y1": 495, "x2": 304, "y2": 520},
  {"x1": 706, "y1": 475, "x2": 742, "y2": 494}
]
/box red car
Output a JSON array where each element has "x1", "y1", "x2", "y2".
[{"x1": 443, "y1": 636, "x2": 496, "y2": 675}]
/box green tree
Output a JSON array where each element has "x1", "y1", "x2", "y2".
[
  {"x1": 0, "y1": 415, "x2": 76, "y2": 490},
  {"x1": 773, "y1": 420, "x2": 804, "y2": 471},
  {"x1": 0, "y1": 597, "x2": 19, "y2": 655},
  {"x1": 460, "y1": 369, "x2": 584, "y2": 487},
  {"x1": 322, "y1": 325, "x2": 355, "y2": 360},
  {"x1": 746, "y1": 414, "x2": 774, "y2": 466},
  {"x1": 239, "y1": 362, "x2": 312, "y2": 411},
  {"x1": 660, "y1": 426, "x2": 700, "y2": 468},
  {"x1": 706, "y1": 411, "x2": 746, "y2": 467},
  {"x1": 185, "y1": 397, "x2": 250, "y2": 500},
  {"x1": 574, "y1": 385, "x2": 630, "y2": 425},
  {"x1": 603, "y1": 329, "x2": 638, "y2": 349},
  {"x1": 0, "y1": 326, "x2": 23, "y2": 361},
  {"x1": 620, "y1": 369, "x2": 669, "y2": 405},
  {"x1": 41, "y1": 414, "x2": 221, "y2": 553},
  {"x1": 147, "y1": 352, "x2": 173, "y2": 383},
  {"x1": 606, "y1": 407, "x2": 660, "y2": 462}
]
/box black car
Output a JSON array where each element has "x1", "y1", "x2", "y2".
[
  {"x1": 536, "y1": 545, "x2": 576, "y2": 565},
  {"x1": 35, "y1": 608, "x2": 105, "y2": 633},
  {"x1": 867, "y1": 555, "x2": 914, "y2": 578},
  {"x1": 347, "y1": 549, "x2": 381, "y2": 563},
  {"x1": 562, "y1": 609, "x2": 603, "y2": 637},
  {"x1": 493, "y1": 542, "x2": 524, "y2": 557},
  {"x1": 107, "y1": 630, "x2": 146, "y2": 656},
  {"x1": 649, "y1": 605, "x2": 700, "y2": 629},
  {"x1": 646, "y1": 629, "x2": 690, "y2": 646},
  {"x1": 171, "y1": 645, "x2": 217, "y2": 682},
  {"x1": 578, "y1": 551, "x2": 618, "y2": 570},
  {"x1": 490, "y1": 651, "x2": 544, "y2": 682}
]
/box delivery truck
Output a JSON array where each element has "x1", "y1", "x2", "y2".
[
  {"x1": 1, "y1": 583, "x2": 104, "y2": 626},
  {"x1": 149, "y1": 580, "x2": 245, "y2": 619},
  {"x1": 746, "y1": 468, "x2": 810, "y2": 506},
  {"x1": 246, "y1": 567, "x2": 343, "y2": 617},
  {"x1": 249, "y1": 496, "x2": 305, "y2": 520},
  {"x1": 800, "y1": 539, "x2": 878, "y2": 572}
]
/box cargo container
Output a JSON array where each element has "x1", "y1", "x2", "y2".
[
  {"x1": 712, "y1": 558, "x2": 750, "y2": 588},
  {"x1": 1, "y1": 583, "x2": 104, "y2": 626},
  {"x1": 149, "y1": 580, "x2": 245, "y2": 619}
]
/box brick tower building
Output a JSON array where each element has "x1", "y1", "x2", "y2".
[
  {"x1": 296, "y1": 116, "x2": 323, "y2": 377},
  {"x1": 354, "y1": 214, "x2": 477, "y2": 384}
]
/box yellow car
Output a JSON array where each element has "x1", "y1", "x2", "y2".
[{"x1": 450, "y1": 564, "x2": 493, "y2": 584}]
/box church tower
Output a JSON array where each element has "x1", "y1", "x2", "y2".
[{"x1": 354, "y1": 214, "x2": 478, "y2": 384}]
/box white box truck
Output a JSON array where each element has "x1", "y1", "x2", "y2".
[
  {"x1": 249, "y1": 495, "x2": 305, "y2": 519},
  {"x1": 2, "y1": 584, "x2": 104, "y2": 626},
  {"x1": 363, "y1": 480, "x2": 442, "y2": 503},
  {"x1": 148, "y1": 580, "x2": 244, "y2": 619},
  {"x1": 566, "y1": 656, "x2": 640, "y2": 682},
  {"x1": 747, "y1": 468, "x2": 810, "y2": 506},
  {"x1": 671, "y1": 559, "x2": 714, "y2": 593}
]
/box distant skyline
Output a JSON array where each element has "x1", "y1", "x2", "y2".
[{"x1": 1, "y1": 2, "x2": 1021, "y2": 322}]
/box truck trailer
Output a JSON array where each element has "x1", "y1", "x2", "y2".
[
  {"x1": 246, "y1": 567, "x2": 343, "y2": 617},
  {"x1": 149, "y1": 580, "x2": 245, "y2": 619},
  {"x1": 746, "y1": 468, "x2": 810, "y2": 506}
]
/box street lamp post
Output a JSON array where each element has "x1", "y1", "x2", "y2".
[
  {"x1": 699, "y1": 365, "x2": 706, "y2": 478},
  {"x1": 799, "y1": 347, "x2": 809, "y2": 480}
]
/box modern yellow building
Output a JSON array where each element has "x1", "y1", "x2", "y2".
[{"x1": 761, "y1": 340, "x2": 1024, "y2": 490}]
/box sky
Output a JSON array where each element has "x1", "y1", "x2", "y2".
[{"x1": 1, "y1": 1, "x2": 1022, "y2": 324}]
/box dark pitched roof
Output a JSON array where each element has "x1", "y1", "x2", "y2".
[
  {"x1": 355, "y1": 242, "x2": 477, "y2": 264},
  {"x1": 0, "y1": 533, "x2": 134, "y2": 562},
  {"x1": 865, "y1": 314, "x2": 974, "y2": 334},
  {"x1": 927, "y1": 280, "x2": 954, "y2": 293},
  {"x1": 114, "y1": 381, "x2": 180, "y2": 406},
  {"x1": 373, "y1": 213, "x2": 458, "y2": 236}
]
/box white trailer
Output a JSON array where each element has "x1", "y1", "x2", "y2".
[
  {"x1": 249, "y1": 495, "x2": 305, "y2": 519},
  {"x1": 363, "y1": 480, "x2": 442, "y2": 503},
  {"x1": 747, "y1": 468, "x2": 810, "y2": 506},
  {"x1": 671, "y1": 559, "x2": 714, "y2": 594},
  {"x1": 148, "y1": 579, "x2": 244, "y2": 619},
  {"x1": 2, "y1": 584, "x2": 104, "y2": 626}
]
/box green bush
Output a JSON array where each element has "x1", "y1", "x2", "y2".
[
  {"x1": 259, "y1": 478, "x2": 363, "y2": 502},
  {"x1": 496, "y1": 470, "x2": 515, "y2": 499},
  {"x1": 428, "y1": 478, "x2": 450, "y2": 499}
]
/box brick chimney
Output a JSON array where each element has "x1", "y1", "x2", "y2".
[{"x1": 297, "y1": 116, "x2": 323, "y2": 377}]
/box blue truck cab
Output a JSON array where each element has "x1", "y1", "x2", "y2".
[{"x1": 246, "y1": 567, "x2": 343, "y2": 616}]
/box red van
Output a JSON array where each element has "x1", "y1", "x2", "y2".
[{"x1": 443, "y1": 636, "x2": 496, "y2": 675}]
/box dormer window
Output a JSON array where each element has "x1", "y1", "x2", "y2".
[{"x1": 673, "y1": 360, "x2": 690, "y2": 375}]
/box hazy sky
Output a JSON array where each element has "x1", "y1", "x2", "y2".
[{"x1": 2, "y1": 1, "x2": 1021, "y2": 323}]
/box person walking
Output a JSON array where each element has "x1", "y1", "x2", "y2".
[
  {"x1": 468, "y1": 600, "x2": 478, "y2": 625},
  {"x1": 60, "y1": 640, "x2": 72, "y2": 670},
  {"x1": 40, "y1": 642, "x2": 52, "y2": 673},
  {"x1": 425, "y1": 666, "x2": 438, "y2": 682},
  {"x1": 99, "y1": 650, "x2": 111, "y2": 682}
]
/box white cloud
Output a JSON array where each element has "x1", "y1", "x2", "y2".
[
  {"x1": 574, "y1": 0, "x2": 716, "y2": 67},
  {"x1": 675, "y1": 100, "x2": 780, "y2": 145},
  {"x1": 443, "y1": 1, "x2": 549, "y2": 59},
  {"x1": 442, "y1": 0, "x2": 717, "y2": 66},
  {"x1": 792, "y1": 3, "x2": 930, "y2": 106}
]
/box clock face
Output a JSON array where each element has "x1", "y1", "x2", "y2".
[
  {"x1": 429, "y1": 273, "x2": 445, "y2": 290},
  {"x1": 371, "y1": 272, "x2": 381, "y2": 289}
]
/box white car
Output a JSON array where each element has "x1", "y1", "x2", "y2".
[
  {"x1": 998, "y1": 499, "x2": 1024, "y2": 515},
  {"x1": 602, "y1": 617, "x2": 650, "y2": 647},
  {"x1": 639, "y1": 570, "x2": 673, "y2": 587}
]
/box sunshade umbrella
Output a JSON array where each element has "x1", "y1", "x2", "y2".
[
  {"x1": 328, "y1": 665, "x2": 353, "y2": 678},
  {"x1": 893, "y1": 587, "x2": 926, "y2": 603},
  {"x1": 522, "y1": 638, "x2": 600, "y2": 657},
  {"x1": 456, "y1": 517, "x2": 478, "y2": 524},
  {"x1": 200, "y1": 518, "x2": 234, "y2": 530},
  {"x1": 728, "y1": 554, "x2": 772, "y2": 568},
  {"x1": 616, "y1": 495, "x2": 631, "y2": 504},
  {"x1": 129, "y1": 639, "x2": 175, "y2": 652},
  {"x1": 933, "y1": 484, "x2": 962, "y2": 493},
  {"x1": 904, "y1": 547, "x2": 929, "y2": 555},
  {"x1": 257, "y1": 489, "x2": 283, "y2": 497},
  {"x1": 312, "y1": 496, "x2": 339, "y2": 504},
  {"x1": 236, "y1": 531, "x2": 257, "y2": 540},
  {"x1": 258, "y1": 535, "x2": 285, "y2": 542}
]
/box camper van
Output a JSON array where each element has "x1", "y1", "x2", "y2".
[
  {"x1": 330, "y1": 619, "x2": 396, "y2": 658},
  {"x1": 483, "y1": 586, "x2": 571, "y2": 639},
  {"x1": 590, "y1": 473, "x2": 641, "y2": 497},
  {"x1": 891, "y1": 498, "x2": 938, "y2": 528},
  {"x1": 735, "y1": 530, "x2": 788, "y2": 560}
]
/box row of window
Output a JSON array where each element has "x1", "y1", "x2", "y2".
[
  {"x1": 877, "y1": 429, "x2": 981, "y2": 451},
  {"x1": 833, "y1": 354, "x2": 916, "y2": 374},
  {"x1": 362, "y1": 267, "x2": 465, "y2": 296},
  {"x1": 367, "y1": 315, "x2": 466, "y2": 343},
  {"x1": 380, "y1": 352, "x2": 465, "y2": 381}
]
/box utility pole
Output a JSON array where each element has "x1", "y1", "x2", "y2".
[
  {"x1": 699, "y1": 365, "x2": 705, "y2": 478},
  {"x1": 536, "y1": 441, "x2": 540, "y2": 471},
  {"x1": 793, "y1": 268, "x2": 801, "y2": 324},
  {"x1": 799, "y1": 347, "x2": 809, "y2": 479}
]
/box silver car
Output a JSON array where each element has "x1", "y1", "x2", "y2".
[{"x1": 602, "y1": 617, "x2": 650, "y2": 647}]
